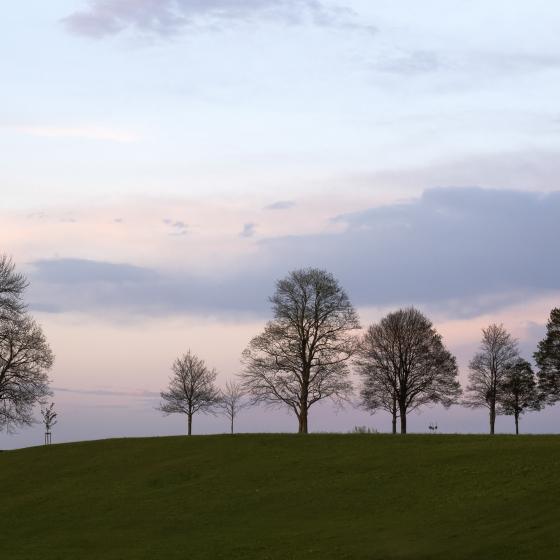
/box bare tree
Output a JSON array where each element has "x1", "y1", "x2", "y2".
[
  {"x1": 465, "y1": 324, "x2": 519, "y2": 435},
  {"x1": 218, "y1": 379, "x2": 249, "y2": 434},
  {"x1": 355, "y1": 329, "x2": 399, "y2": 434},
  {"x1": 356, "y1": 308, "x2": 461, "y2": 434},
  {"x1": 41, "y1": 402, "x2": 58, "y2": 444},
  {"x1": 497, "y1": 358, "x2": 541, "y2": 435},
  {"x1": 0, "y1": 313, "x2": 54, "y2": 432},
  {"x1": 241, "y1": 268, "x2": 361, "y2": 434},
  {"x1": 158, "y1": 351, "x2": 220, "y2": 436},
  {"x1": 0, "y1": 254, "x2": 27, "y2": 318}
]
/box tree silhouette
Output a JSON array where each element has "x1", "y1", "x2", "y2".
[
  {"x1": 0, "y1": 255, "x2": 54, "y2": 432},
  {"x1": 497, "y1": 359, "x2": 541, "y2": 435},
  {"x1": 218, "y1": 379, "x2": 249, "y2": 434},
  {"x1": 0, "y1": 312, "x2": 54, "y2": 432},
  {"x1": 535, "y1": 308, "x2": 560, "y2": 405},
  {"x1": 465, "y1": 324, "x2": 519, "y2": 435},
  {"x1": 357, "y1": 308, "x2": 460, "y2": 434},
  {"x1": 159, "y1": 351, "x2": 220, "y2": 436},
  {"x1": 241, "y1": 268, "x2": 360, "y2": 434}
]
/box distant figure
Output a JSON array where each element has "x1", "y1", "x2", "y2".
[
  {"x1": 428, "y1": 422, "x2": 438, "y2": 433},
  {"x1": 41, "y1": 402, "x2": 57, "y2": 445}
]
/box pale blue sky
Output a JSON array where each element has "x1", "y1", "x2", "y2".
[
  {"x1": 2, "y1": 1, "x2": 560, "y2": 447},
  {"x1": 4, "y1": 0, "x2": 560, "y2": 208}
]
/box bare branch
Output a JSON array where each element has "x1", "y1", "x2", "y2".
[{"x1": 0, "y1": 254, "x2": 28, "y2": 319}]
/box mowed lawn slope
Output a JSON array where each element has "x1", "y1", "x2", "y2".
[{"x1": 1, "y1": 434, "x2": 559, "y2": 560}]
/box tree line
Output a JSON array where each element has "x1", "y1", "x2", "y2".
[{"x1": 1, "y1": 256, "x2": 559, "y2": 438}]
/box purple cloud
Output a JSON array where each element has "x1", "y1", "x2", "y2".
[
  {"x1": 264, "y1": 200, "x2": 296, "y2": 210},
  {"x1": 62, "y1": 0, "x2": 372, "y2": 39},
  {"x1": 240, "y1": 222, "x2": 256, "y2": 238},
  {"x1": 26, "y1": 188, "x2": 560, "y2": 320}
]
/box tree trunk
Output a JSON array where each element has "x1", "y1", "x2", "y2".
[
  {"x1": 399, "y1": 402, "x2": 407, "y2": 434},
  {"x1": 515, "y1": 412, "x2": 519, "y2": 435},
  {"x1": 298, "y1": 407, "x2": 308, "y2": 434},
  {"x1": 392, "y1": 395, "x2": 397, "y2": 434},
  {"x1": 187, "y1": 413, "x2": 192, "y2": 436},
  {"x1": 230, "y1": 414, "x2": 234, "y2": 435},
  {"x1": 489, "y1": 403, "x2": 495, "y2": 435}
]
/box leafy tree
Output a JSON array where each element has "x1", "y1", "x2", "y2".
[
  {"x1": 534, "y1": 308, "x2": 560, "y2": 405},
  {"x1": 218, "y1": 379, "x2": 249, "y2": 434},
  {"x1": 465, "y1": 324, "x2": 519, "y2": 435},
  {"x1": 356, "y1": 308, "x2": 460, "y2": 434},
  {"x1": 0, "y1": 313, "x2": 54, "y2": 432},
  {"x1": 159, "y1": 351, "x2": 220, "y2": 436},
  {"x1": 497, "y1": 359, "x2": 541, "y2": 434},
  {"x1": 241, "y1": 268, "x2": 360, "y2": 434}
]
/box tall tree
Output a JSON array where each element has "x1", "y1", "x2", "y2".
[
  {"x1": 0, "y1": 313, "x2": 54, "y2": 432},
  {"x1": 218, "y1": 379, "x2": 249, "y2": 434},
  {"x1": 465, "y1": 324, "x2": 519, "y2": 435},
  {"x1": 0, "y1": 254, "x2": 27, "y2": 318},
  {"x1": 159, "y1": 351, "x2": 220, "y2": 436},
  {"x1": 241, "y1": 268, "x2": 360, "y2": 434},
  {"x1": 534, "y1": 308, "x2": 560, "y2": 405},
  {"x1": 497, "y1": 359, "x2": 541, "y2": 435},
  {"x1": 356, "y1": 308, "x2": 460, "y2": 434}
]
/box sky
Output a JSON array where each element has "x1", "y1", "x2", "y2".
[{"x1": 2, "y1": 0, "x2": 560, "y2": 448}]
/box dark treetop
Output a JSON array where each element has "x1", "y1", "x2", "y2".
[{"x1": 535, "y1": 308, "x2": 560, "y2": 404}]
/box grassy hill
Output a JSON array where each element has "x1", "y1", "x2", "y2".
[{"x1": 1, "y1": 434, "x2": 559, "y2": 559}]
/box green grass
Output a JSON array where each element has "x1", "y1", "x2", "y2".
[{"x1": 1, "y1": 434, "x2": 559, "y2": 559}]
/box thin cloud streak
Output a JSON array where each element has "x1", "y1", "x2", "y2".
[
  {"x1": 5, "y1": 124, "x2": 140, "y2": 143},
  {"x1": 53, "y1": 386, "x2": 159, "y2": 398}
]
